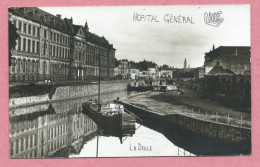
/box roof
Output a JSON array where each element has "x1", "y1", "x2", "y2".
[
  {"x1": 9, "y1": 7, "x2": 116, "y2": 50},
  {"x1": 84, "y1": 31, "x2": 115, "y2": 49},
  {"x1": 9, "y1": 7, "x2": 71, "y2": 34},
  {"x1": 206, "y1": 46, "x2": 251, "y2": 55},
  {"x1": 207, "y1": 65, "x2": 235, "y2": 76}
]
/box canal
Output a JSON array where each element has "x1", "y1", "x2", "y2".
[{"x1": 9, "y1": 90, "x2": 195, "y2": 158}]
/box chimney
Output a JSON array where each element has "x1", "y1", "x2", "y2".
[
  {"x1": 213, "y1": 44, "x2": 215, "y2": 50},
  {"x1": 56, "y1": 14, "x2": 62, "y2": 19}
]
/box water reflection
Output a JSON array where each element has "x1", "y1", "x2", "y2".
[
  {"x1": 9, "y1": 91, "x2": 133, "y2": 158},
  {"x1": 9, "y1": 90, "x2": 195, "y2": 158},
  {"x1": 70, "y1": 124, "x2": 195, "y2": 157}
]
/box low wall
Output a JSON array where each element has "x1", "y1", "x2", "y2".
[
  {"x1": 9, "y1": 80, "x2": 128, "y2": 108},
  {"x1": 163, "y1": 114, "x2": 250, "y2": 143}
]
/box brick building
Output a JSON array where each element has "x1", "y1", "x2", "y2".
[{"x1": 8, "y1": 7, "x2": 116, "y2": 82}]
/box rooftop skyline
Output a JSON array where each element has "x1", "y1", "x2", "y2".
[{"x1": 40, "y1": 5, "x2": 250, "y2": 68}]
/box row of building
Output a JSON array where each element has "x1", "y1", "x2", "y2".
[
  {"x1": 114, "y1": 59, "x2": 204, "y2": 81},
  {"x1": 115, "y1": 45, "x2": 250, "y2": 83},
  {"x1": 9, "y1": 7, "x2": 116, "y2": 82}
]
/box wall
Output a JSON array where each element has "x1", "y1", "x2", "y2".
[
  {"x1": 119, "y1": 101, "x2": 250, "y2": 144},
  {"x1": 9, "y1": 80, "x2": 127, "y2": 108}
]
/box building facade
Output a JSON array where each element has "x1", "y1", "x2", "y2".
[
  {"x1": 117, "y1": 59, "x2": 129, "y2": 79},
  {"x1": 204, "y1": 45, "x2": 251, "y2": 75},
  {"x1": 9, "y1": 7, "x2": 116, "y2": 82}
]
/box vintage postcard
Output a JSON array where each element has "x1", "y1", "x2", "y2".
[{"x1": 8, "y1": 5, "x2": 251, "y2": 158}]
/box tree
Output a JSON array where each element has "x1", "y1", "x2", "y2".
[
  {"x1": 115, "y1": 57, "x2": 120, "y2": 67},
  {"x1": 9, "y1": 21, "x2": 19, "y2": 66}
]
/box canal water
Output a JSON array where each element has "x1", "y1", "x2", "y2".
[{"x1": 9, "y1": 90, "x2": 194, "y2": 158}]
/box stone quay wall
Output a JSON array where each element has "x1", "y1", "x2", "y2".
[
  {"x1": 119, "y1": 101, "x2": 250, "y2": 144},
  {"x1": 9, "y1": 80, "x2": 128, "y2": 108}
]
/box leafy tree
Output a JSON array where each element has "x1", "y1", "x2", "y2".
[
  {"x1": 9, "y1": 21, "x2": 19, "y2": 66},
  {"x1": 115, "y1": 57, "x2": 120, "y2": 67}
]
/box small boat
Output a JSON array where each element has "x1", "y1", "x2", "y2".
[
  {"x1": 82, "y1": 101, "x2": 136, "y2": 138},
  {"x1": 82, "y1": 42, "x2": 136, "y2": 146}
]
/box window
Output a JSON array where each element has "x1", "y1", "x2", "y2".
[
  {"x1": 28, "y1": 25, "x2": 31, "y2": 35},
  {"x1": 30, "y1": 136, "x2": 33, "y2": 148},
  {"x1": 56, "y1": 46, "x2": 58, "y2": 57},
  {"x1": 32, "y1": 41, "x2": 35, "y2": 53},
  {"x1": 50, "y1": 31, "x2": 52, "y2": 40},
  {"x1": 21, "y1": 138, "x2": 24, "y2": 151},
  {"x1": 53, "y1": 45, "x2": 55, "y2": 57},
  {"x1": 50, "y1": 45, "x2": 52, "y2": 56},
  {"x1": 32, "y1": 26, "x2": 35, "y2": 36},
  {"x1": 18, "y1": 38, "x2": 21, "y2": 51},
  {"x1": 13, "y1": 19, "x2": 16, "y2": 28},
  {"x1": 54, "y1": 33, "x2": 56, "y2": 41},
  {"x1": 23, "y1": 23, "x2": 27, "y2": 33},
  {"x1": 43, "y1": 42, "x2": 47, "y2": 55},
  {"x1": 36, "y1": 41, "x2": 39, "y2": 54},
  {"x1": 37, "y1": 27, "x2": 40, "y2": 37},
  {"x1": 16, "y1": 140, "x2": 19, "y2": 154},
  {"x1": 18, "y1": 22, "x2": 22, "y2": 31},
  {"x1": 57, "y1": 34, "x2": 59, "y2": 42},
  {"x1": 28, "y1": 39, "x2": 31, "y2": 53},
  {"x1": 44, "y1": 29, "x2": 47, "y2": 38},
  {"x1": 43, "y1": 62, "x2": 47, "y2": 74},
  {"x1": 10, "y1": 142, "x2": 13, "y2": 156},
  {"x1": 23, "y1": 38, "x2": 26, "y2": 51}
]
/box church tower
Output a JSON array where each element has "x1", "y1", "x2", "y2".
[{"x1": 184, "y1": 58, "x2": 187, "y2": 69}]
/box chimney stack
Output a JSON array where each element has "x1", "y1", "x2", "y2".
[{"x1": 56, "y1": 14, "x2": 61, "y2": 19}]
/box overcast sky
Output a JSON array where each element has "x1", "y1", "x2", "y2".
[{"x1": 40, "y1": 5, "x2": 250, "y2": 68}]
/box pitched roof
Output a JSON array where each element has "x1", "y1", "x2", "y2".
[
  {"x1": 10, "y1": 7, "x2": 116, "y2": 50},
  {"x1": 9, "y1": 7, "x2": 71, "y2": 34},
  {"x1": 207, "y1": 65, "x2": 235, "y2": 76},
  {"x1": 206, "y1": 46, "x2": 251, "y2": 56}
]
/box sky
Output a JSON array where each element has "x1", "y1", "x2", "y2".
[{"x1": 40, "y1": 5, "x2": 250, "y2": 68}]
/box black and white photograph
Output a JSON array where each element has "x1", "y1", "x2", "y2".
[{"x1": 8, "y1": 5, "x2": 251, "y2": 158}]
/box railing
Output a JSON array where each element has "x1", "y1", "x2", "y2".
[
  {"x1": 177, "y1": 147, "x2": 194, "y2": 156},
  {"x1": 177, "y1": 105, "x2": 251, "y2": 128}
]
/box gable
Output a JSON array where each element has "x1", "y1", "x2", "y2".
[{"x1": 76, "y1": 27, "x2": 85, "y2": 38}]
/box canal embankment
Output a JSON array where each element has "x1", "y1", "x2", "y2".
[
  {"x1": 9, "y1": 80, "x2": 128, "y2": 108},
  {"x1": 117, "y1": 91, "x2": 251, "y2": 155}
]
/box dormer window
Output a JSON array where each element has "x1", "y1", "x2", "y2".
[
  {"x1": 34, "y1": 9, "x2": 38, "y2": 15},
  {"x1": 28, "y1": 11, "x2": 33, "y2": 16},
  {"x1": 19, "y1": 8, "x2": 25, "y2": 14}
]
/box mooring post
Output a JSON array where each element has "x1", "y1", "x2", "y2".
[
  {"x1": 216, "y1": 112, "x2": 218, "y2": 122},
  {"x1": 228, "y1": 114, "x2": 230, "y2": 125}
]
